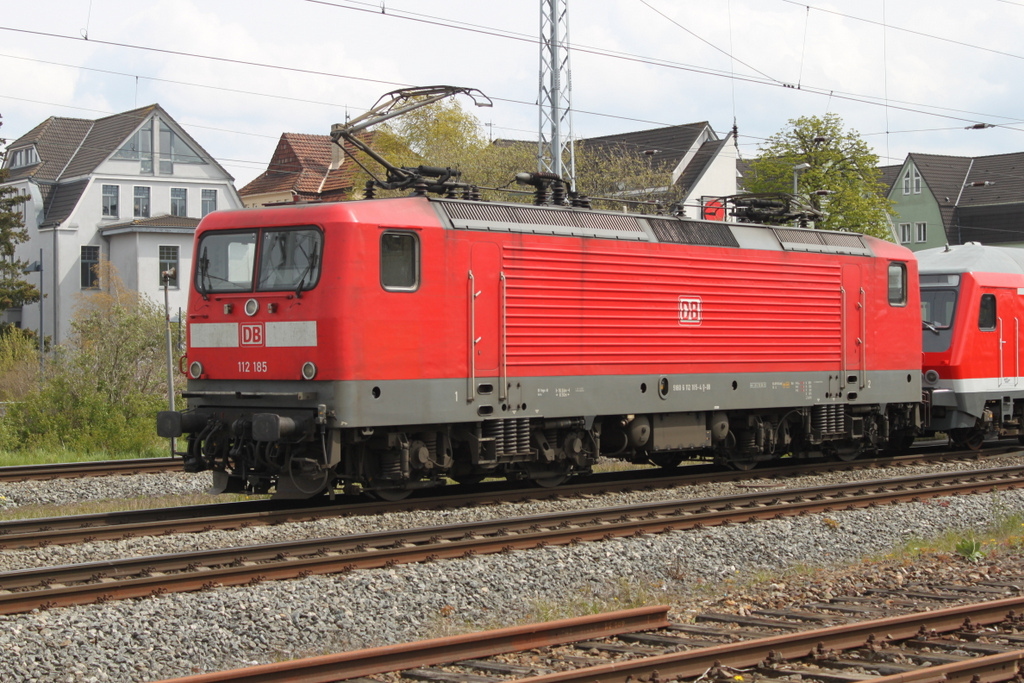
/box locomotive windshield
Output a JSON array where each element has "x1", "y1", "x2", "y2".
[{"x1": 196, "y1": 227, "x2": 322, "y2": 295}]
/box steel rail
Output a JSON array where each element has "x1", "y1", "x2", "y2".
[
  {"x1": 0, "y1": 445, "x2": 1007, "y2": 549},
  {"x1": 0, "y1": 466, "x2": 1022, "y2": 615},
  {"x1": 0, "y1": 457, "x2": 180, "y2": 482},
  {"x1": 3, "y1": 464, "x2": 1022, "y2": 592},
  {"x1": 511, "y1": 595, "x2": 1024, "y2": 683},
  {"x1": 150, "y1": 595, "x2": 1024, "y2": 683},
  {"x1": 149, "y1": 606, "x2": 671, "y2": 683}
]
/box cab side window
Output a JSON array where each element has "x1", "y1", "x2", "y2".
[
  {"x1": 887, "y1": 262, "x2": 907, "y2": 306},
  {"x1": 380, "y1": 231, "x2": 419, "y2": 291},
  {"x1": 979, "y1": 294, "x2": 997, "y2": 331}
]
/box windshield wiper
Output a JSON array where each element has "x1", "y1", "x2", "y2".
[
  {"x1": 295, "y1": 251, "x2": 318, "y2": 298},
  {"x1": 197, "y1": 247, "x2": 211, "y2": 301},
  {"x1": 922, "y1": 320, "x2": 941, "y2": 335}
]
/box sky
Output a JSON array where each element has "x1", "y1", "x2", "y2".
[{"x1": 2, "y1": 0, "x2": 1024, "y2": 190}]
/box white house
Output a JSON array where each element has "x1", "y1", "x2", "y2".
[{"x1": 1, "y1": 104, "x2": 242, "y2": 343}]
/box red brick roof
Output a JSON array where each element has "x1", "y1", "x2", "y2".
[{"x1": 239, "y1": 132, "x2": 373, "y2": 201}]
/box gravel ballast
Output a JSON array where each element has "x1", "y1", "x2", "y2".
[{"x1": 0, "y1": 455, "x2": 1023, "y2": 682}]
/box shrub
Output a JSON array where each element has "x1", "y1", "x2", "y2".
[{"x1": 0, "y1": 263, "x2": 178, "y2": 456}]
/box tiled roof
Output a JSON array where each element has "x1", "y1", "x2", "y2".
[
  {"x1": 6, "y1": 104, "x2": 227, "y2": 184},
  {"x1": 99, "y1": 214, "x2": 200, "y2": 234},
  {"x1": 39, "y1": 179, "x2": 89, "y2": 227},
  {"x1": 238, "y1": 132, "x2": 372, "y2": 201},
  {"x1": 62, "y1": 105, "x2": 158, "y2": 179},
  {"x1": 958, "y1": 152, "x2": 1024, "y2": 207},
  {"x1": 676, "y1": 137, "x2": 728, "y2": 193},
  {"x1": 5, "y1": 117, "x2": 94, "y2": 182},
  {"x1": 581, "y1": 122, "x2": 711, "y2": 174},
  {"x1": 878, "y1": 164, "x2": 901, "y2": 192}
]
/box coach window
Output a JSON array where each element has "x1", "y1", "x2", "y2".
[
  {"x1": 380, "y1": 231, "x2": 419, "y2": 291},
  {"x1": 887, "y1": 262, "x2": 907, "y2": 306},
  {"x1": 979, "y1": 294, "x2": 997, "y2": 331}
]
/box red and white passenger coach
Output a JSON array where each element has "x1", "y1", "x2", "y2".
[
  {"x1": 920, "y1": 243, "x2": 1024, "y2": 448},
  {"x1": 157, "y1": 195, "x2": 922, "y2": 498}
]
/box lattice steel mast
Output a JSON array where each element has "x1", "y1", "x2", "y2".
[{"x1": 538, "y1": 0, "x2": 576, "y2": 188}]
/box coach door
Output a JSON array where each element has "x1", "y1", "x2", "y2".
[
  {"x1": 992, "y1": 289, "x2": 1020, "y2": 387},
  {"x1": 841, "y1": 265, "x2": 865, "y2": 391},
  {"x1": 468, "y1": 242, "x2": 501, "y2": 403}
]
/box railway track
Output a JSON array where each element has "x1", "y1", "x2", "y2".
[
  {"x1": 0, "y1": 447, "x2": 1010, "y2": 549},
  {"x1": 0, "y1": 456, "x2": 179, "y2": 482},
  {"x1": 155, "y1": 579, "x2": 1024, "y2": 682},
  {"x1": 1, "y1": 464, "x2": 1021, "y2": 616}
]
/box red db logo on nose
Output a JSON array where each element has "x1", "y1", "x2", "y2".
[{"x1": 240, "y1": 323, "x2": 264, "y2": 346}]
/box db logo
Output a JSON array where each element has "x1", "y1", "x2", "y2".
[
  {"x1": 240, "y1": 323, "x2": 265, "y2": 346},
  {"x1": 678, "y1": 296, "x2": 702, "y2": 326}
]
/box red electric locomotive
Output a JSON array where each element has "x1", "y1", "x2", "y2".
[
  {"x1": 920, "y1": 242, "x2": 1024, "y2": 448},
  {"x1": 157, "y1": 190, "x2": 922, "y2": 498}
]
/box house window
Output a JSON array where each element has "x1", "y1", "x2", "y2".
[
  {"x1": 159, "y1": 122, "x2": 204, "y2": 174},
  {"x1": 380, "y1": 231, "x2": 419, "y2": 291},
  {"x1": 902, "y1": 168, "x2": 922, "y2": 195},
  {"x1": 170, "y1": 188, "x2": 187, "y2": 217},
  {"x1": 134, "y1": 187, "x2": 150, "y2": 218},
  {"x1": 80, "y1": 246, "x2": 100, "y2": 289},
  {"x1": 915, "y1": 222, "x2": 927, "y2": 243},
  {"x1": 7, "y1": 147, "x2": 39, "y2": 169},
  {"x1": 201, "y1": 189, "x2": 217, "y2": 217},
  {"x1": 102, "y1": 185, "x2": 119, "y2": 218},
  {"x1": 114, "y1": 119, "x2": 154, "y2": 174},
  {"x1": 899, "y1": 223, "x2": 911, "y2": 243},
  {"x1": 159, "y1": 245, "x2": 179, "y2": 287}
]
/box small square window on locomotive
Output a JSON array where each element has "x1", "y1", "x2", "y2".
[
  {"x1": 380, "y1": 231, "x2": 419, "y2": 291},
  {"x1": 887, "y1": 262, "x2": 907, "y2": 306}
]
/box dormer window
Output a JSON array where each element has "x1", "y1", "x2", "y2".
[
  {"x1": 902, "y1": 167, "x2": 922, "y2": 195},
  {"x1": 113, "y1": 117, "x2": 205, "y2": 175},
  {"x1": 7, "y1": 146, "x2": 39, "y2": 169},
  {"x1": 114, "y1": 119, "x2": 154, "y2": 174}
]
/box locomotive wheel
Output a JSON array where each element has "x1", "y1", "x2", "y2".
[
  {"x1": 951, "y1": 427, "x2": 985, "y2": 451},
  {"x1": 727, "y1": 456, "x2": 758, "y2": 471},
  {"x1": 525, "y1": 463, "x2": 571, "y2": 488},
  {"x1": 273, "y1": 450, "x2": 331, "y2": 499},
  {"x1": 370, "y1": 486, "x2": 413, "y2": 501},
  {"x1": 834, "y1": 448, "x2": 861, "y2": 462},
  {"x1": 650, "y1": 454, "x2": 683, "y2": 469}
]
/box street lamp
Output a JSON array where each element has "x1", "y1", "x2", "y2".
[
  {"x1": 792, "y1": 162, "x2": 810, "y2": 194},
  {"x1": 22, "y1": 248, "x2": 43, "y2": 377},
  {"x1": 162, "y1": 267, "x2": 177, "y2": 455}
]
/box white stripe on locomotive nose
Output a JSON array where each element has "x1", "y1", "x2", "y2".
[
  {"x1": 265, "y1": 321, "x2": 317, "y2": 347},
  {"x1": 190, "y1": 323, "x2": 238, "y2": 347},
  {"x1": 190, "y1": 321, "x2": 318, "y2": 348}
]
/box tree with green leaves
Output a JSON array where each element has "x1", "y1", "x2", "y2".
[
  {"x1": 743, "y1": 113, "x2": 894, "y2": 240},
  {"x1": 0, "y1": 116, "x2": 40, "y2": 311}
]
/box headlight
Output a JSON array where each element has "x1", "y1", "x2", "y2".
[
  {"x1": 301, "y1": 361, "x2": 317, "y2": 380},
  {"x1": 244, "y1": 298, "x2": 259, "y2": 316},
  {"x1": 924, "y1": 369, "x2": 940, "y2": 385},
  {"x1": 189, "y1": 361, "x2": 203, "y2": 379}
]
